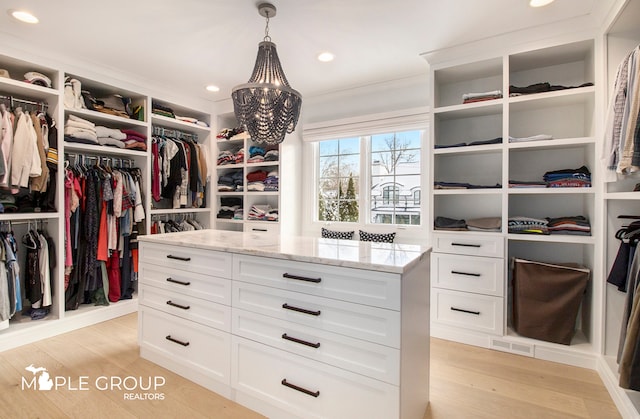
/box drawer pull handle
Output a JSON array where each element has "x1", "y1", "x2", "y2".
[
  {"x1": 451, "y1": 243, "x2": 481, "y2": 248},
  {"x1": 281, "y1": 379, "x2": 320, "y2": 398},
  {"x1": 451, "y1": 270, "x2": 481, "y2": 277},
  {"x1": 282, "y1": 303, "x2": 321, "y2": 317},
  {"x1": 252, "y1": 228, "x2": 268, "y2": 232},
  {"x1": 166, "y1": 300, "x2": 190, "y2": 310},
  {"x1": 166, "y1": 254, "x2": 191, "y2": 262},
  {"x1": 165, "y1": 335, "x2": 190, "y2": 347},
  {"x1": 283, "y1": 273, "x2": 322, "y2": 283},
  {"x1": 282, "y1": 333, "x2": 321, "y2": 348},
  {"x1": 166, "y1": 278, "x2": 191, "y2": 286},
  {"x1": 451, "y1": 307, "x2": 480, "y2": 316}
]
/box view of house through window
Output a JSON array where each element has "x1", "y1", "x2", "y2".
[{"x1": 317, "y1": 130, "x2": 422, "y2": 225}]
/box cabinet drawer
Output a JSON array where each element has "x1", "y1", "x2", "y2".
[
  {"x1": 232, "y1": 336, "x2": 399, "y2": 419},
  {"x1": 432, "y1": 233, "x2": 504, "y2": 257},
  {"x1": 139, "y1": 307, "x2": 231, "y2": 385},
  {"x1": 232, "y1": 308, "x2": 400, "y2": 385},
  {"x1": 140, "y1": 264, "x2": 231, "y2": 305},
  {"x1": 431, "y1": 253, "x2": 504, "y2": 296},
  {"x1": 233, "y1": 282, "x2": 400, "y2": 348},
  {"x1": 139, "y1": 285, "x2": 231, "y2": 332},
  {"x1": 432, "y1": 288, "x2": 503, "y2": 335},
  {"x1": 139, "y1": 242, "x2": 232, "y2": 278},
  {"x1": 244, "y1": 222, "x2": 280, "y2": 234},
  {"x1": 233, "y1": 254, "x2": 400, "y2": 310}
]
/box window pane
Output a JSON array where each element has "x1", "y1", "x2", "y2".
[
  {"x1": 319, "y1": 156, "x2": 339, "y2": 178},
  {"x1": 340, "y1": 176, "x2": 359, "y2": 200},
  {"x1": 338, "y1": 154, "x2": 359, "y2": 177},
  {"x1": 338, "y1": 137, "x2": 360, "y2": 155},
  {"x1": 368, "y1": 130, "x2": 423, "y2": 227},
  {"x1": 338, "y1": 200, "x2": 359, "y2": 222},
  {"x1": 319, "y1": 140, "x2": 338, "y2": 156},
  {"x1": 320, "y1": 199, "x2": 339, "y2": 221}
]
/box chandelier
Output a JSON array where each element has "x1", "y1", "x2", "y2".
[{"x1": 231, "y1": 2, "x2": 302, "y2": 145}]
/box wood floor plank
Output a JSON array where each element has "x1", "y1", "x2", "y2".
[{"x1": 0, "y1": 314, "x2": 621, "y2": 419}]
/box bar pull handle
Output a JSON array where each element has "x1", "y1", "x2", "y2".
[
  {"x1": 451, "y1": 243, "x2": 481, "y2": 248},
  {"x1": 282, "y1": 333, "x2": 321, "y2": 349},
  {"x1": 281, "y1": 379, "x2": 320, "y2": 398},
  {"x1": 282, "y1": 303, "x2": 321, "y2": 317},
  {"x1": 166, "y1": 254, "x2": 191, "y2": 262},
  {"x1": 166, "y1": 277, "x2": 191, "y2": 286},
  {"x1": 283, "y1": 273, "x2": 322, "y2": 283},
  {"x1": 451, "y1": 307, "x2": 480, "y2": 316},
  {"x1": 252, "y1": 228, "x2": 268, "y2": 232},
  {"x1": 165, "y1": 335, "x2": 190, "y2": 347},
  {"x1": 166, "y1": 300, "x2": 190, "y2": 310},
  {"x1": 451, "y1": 270, "x2": 481, "y2": 277}
]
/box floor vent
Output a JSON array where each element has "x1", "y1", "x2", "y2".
[{"x1": 490, "y1": 338, "x2": 534, "y2": 357}]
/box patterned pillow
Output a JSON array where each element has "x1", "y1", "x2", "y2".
[
  {"x1": 321, "y1": 228, "x2": 355, "y2": 240},
  {"x1": 359, "y1": 230, "x2": 396, "y2": 243}
]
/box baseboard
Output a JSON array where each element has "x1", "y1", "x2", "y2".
[{"x1": 597, "y1": 356, "x2": 640, "y2": 419}]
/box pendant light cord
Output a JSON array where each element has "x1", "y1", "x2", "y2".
[{"x1": 264, "y1": 12, "x2": 271, "y2": 42}]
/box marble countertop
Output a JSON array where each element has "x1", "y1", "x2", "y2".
[{"x1": 138, "y1": 229, "x2": 430, "y2": 274}]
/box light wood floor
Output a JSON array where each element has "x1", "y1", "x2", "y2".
[{"x1": 0, "y1": 313, "x2": 621, "y2": 419}]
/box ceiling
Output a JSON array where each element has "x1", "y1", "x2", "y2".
[{"x1": 0, "y1": 0, "x2": 618, "y2": 104}]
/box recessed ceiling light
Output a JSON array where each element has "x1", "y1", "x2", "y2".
[
  {"x1": 205, "y1": 85, "x2": 220, "y2": 92},
  {"x1": 317, "y1": 52, "x2": 335, "y2": 63},
  {"x1": 529, "y1": 0, "x2": 554, "y2": 7},
  {"x1": 9, "y1": 9, "x2": 39, "y2": 24}
]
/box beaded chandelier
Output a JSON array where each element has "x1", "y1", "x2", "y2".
[{"x1": 231, "y1": 2, "x2": 302, "y2": 145}]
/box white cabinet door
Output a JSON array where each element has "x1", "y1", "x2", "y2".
[
  {"x1": 432, "y1": 233, "x2": 504, "y2": 257},
  {"x1": 139, "y1": 285, "x2": 231, "y2": 332},
  {"x1": 232, "y1": 336, "x2": 399, "y2": 419},
  {"x1": 140, "y1": 264, "x2": 231, "y2": 305},
  {"x1": 432, "y1": 288, "x2": 504, "y2": 335},
  {"x1": 431, "y1": 253, "x2": 504, "y2": 296},
  {"x1": 139, "y1": 307, "x2": 231, "y2": 385},
  {"x1": 232, "y1": 308, "x2": 400, "y2": 385},
  {"x1": 233, "y1": 254, "x2": 401, "y2": 310},
  {"x1": 140, "y1": 242, "x2": 232, "y2": 278},
  {"x1": 233, "y1": 281, "x2": 400, "y2": 348}
]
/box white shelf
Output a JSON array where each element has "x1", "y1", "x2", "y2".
[
  {"x1": 508, "y1": 187, "x2": 594, "y2": 194},
  {"x1": 151, "y1": 114, "x2": 210, "y2": 134},
  {"x1": 246, "y1": 161, "x2": 280, "y2": 168},
  {"x1": 507, "y1": 233, "x2": 594, "y2": 244},
  {"x1": 217, "y1": 163, "x2": 245, "y2": 170},
  {"x1": 149, "y1": 208, "x2": 210, "y2": 215},
  {"x1": 215, "y1": 218, "x2": 244, "y2": 224},
  {"x1": 433, "y1": 189, "x2": 503, "y2": 195},
  {"x1": 65, "y1": 107, "x2": 148, "y2": 127},
  {"x1": 434, "y1": 144, "x2": 503, "y2": 155},
  {"x1": 508, "y1": 86, "x2": 594, "y2": 112},
  {"x1": 63, "y1": 142, "x2": 147, "y2": 157},
  {"x1": 507, "y1": 136, "x2": 595, "y2": 150},
  {"x1": 0, "y1": 77, "x2": 60, "y2": 100},
  {"x1": 605, "y1": 192, "x2": 640, "y2": 200},
  {"x1": 433, "y1": 100, "x2": 503, "y2": 118},
  {"x1": 216, "y1": 191, "x2": 244, "y2": 196}
]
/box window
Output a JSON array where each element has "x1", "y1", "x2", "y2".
[
  {"x1": 318, "y1": 138, "x2": 360, "y2": 222},
  {"x1": 315, "y1": 130, "x2": 423, "y2": 226}
]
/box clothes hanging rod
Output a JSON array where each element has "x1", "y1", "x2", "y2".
[
  {"x1": 153, "y1": 125, "x2": 198, "y2": 142},
  {"x1": 0, "y1": 94, "x2": 49, "y2": 108},
  {"x1": 1, "y1": 220, "x2": 49, "y2": 226}
]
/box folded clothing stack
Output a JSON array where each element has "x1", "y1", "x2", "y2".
[
  {"x1": 247, "y1": 170, "x2": 268, "y2": 191},
  {"x1": 64, "y1": 115, "x2": 97, "y2": 144},
  {"x1": 248, "y1": 204, "x2": 278, "y2": 221},
  {"x1": 509, "y1": 82, "x2": 594, "y2": 96},
  {"x1": 434, "y1": 216, "x2": 467, "y2": 231},
  {"x1": 152, "y1": 102, "x2": 175, "y2": 118},
  {"x1": 247, "y1": 146, "x2": 266, "y2": 163},
  {"x1": 467, "y1": 217, "x2": 501, "y2": 232},
  {"x1": 216, "y1": 205, "x2": 239, "y2": 219},
  {"x1": 96, "y1": 125, "x2": 127, "y2": 148},
  {"x1": 217, "y1": 170, "x2": 243, "y2": 192},
  {"x1": 435, "y1": 137, "x2": 502, "y2": 149},
  {"x1": 264, "y1": 149, "x2": 279, "y2": 161},
  {"x1": 462, "y1": 89, "x2": 502, "y2": 104},
  {"x1": 175, "y1": 115, "x2": 209, "y2": 128},
  {"x1": 217, "y1": 148, "x2": 243, "y2": 165},
  {"x1": 434, "y1": 181, "x2": 502, "y2": 189},
  {"x1": 508, "y1": 180, "x2": 548, "y2": 188},
  {"x1": 263, "y1": 170, "x2": 278, "y2": 192},
  {"x1": 508, "y1": 216, "x2": 549, "y2": 235},
  {"x1": 546, "y1": 215, "x2": 591, "y2": 235},
  {"x1": 543, "y1": 166, "x2": 591, "y2": 188},
  {"x1": 218, "y1": 197, "x2": 242, "y2": 219},
  {"x1": 121, "y1": 129, "x2": 147, "y2": 151},
  {"x1": 217, "y1": 127, "x2": 249, "y2": 141}
]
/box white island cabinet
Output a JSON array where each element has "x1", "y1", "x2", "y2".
[{"x1": 137, "y1": 229, "x2": 431, "y2": 419}]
